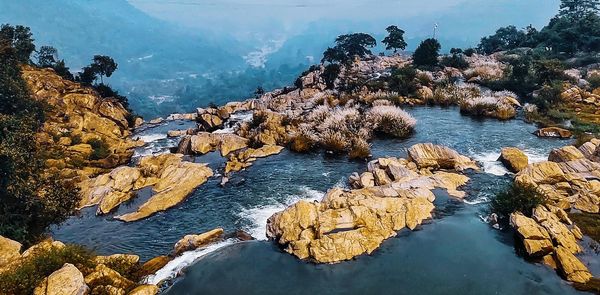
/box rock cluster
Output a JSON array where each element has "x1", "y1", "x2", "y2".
[
  {"x1": 515, "y1": 139, "x2": 600, "y2": 213},
  {"x1": 266, "y1": 143, "x2": 477, "y2": 263},
  {"x1": 510, "y1": 207, "x2": 591, "y2": 283},
  {"x1": 79, "y1": 154, "x2": 213, "y2": 221},
  {"x1": 22, "y1": 66, "x2": 141, "y2": 180},
  {"x1": 534, "y1": 127, "x2": 572, "y2": 139}
]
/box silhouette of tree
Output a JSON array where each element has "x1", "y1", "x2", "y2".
[{"x1": 382, "y1": 25, "x2": 407, "y2": 53}]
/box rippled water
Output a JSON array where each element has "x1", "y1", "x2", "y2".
[{"x1": 52, "y1": 106, "x2": 587, "y2": 294}]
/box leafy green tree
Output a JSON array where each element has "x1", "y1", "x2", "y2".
[
  {"x1": 0, "y1": 24, "x2": 35, "y2": 63},
  {"x1": 0, "y1": 32, "x2": 79, "y2": 243},
  {"x1": 52, "y1": 60, "x2": 74, "y2": 81},
  {"x1": 320, "y1": 63, "x2": 341, "y2": 89},
  {"x1": 560, "y1": 0, "x2": 600, "y2": 20},
  {"x1": 412, "y1": 38, "x2": 441, "y2": 68},
  {"x1": 91, "y1": 55, "x2": 117, "y2": 84},
  {"x1": 322, "y1": 33, "x2": 376, "y2": 64},
  {"x1": 254, "y1": 86, "x2": 265, "y2": 98},
  {"x1": 36, "y1": 45, "x2": 57, "y2": 68},
  {"x1": 76, "y1": 65, "x2": 97, "y2": 85},
  {"x1": 478, "y1": 26, "x2": 527, "y2": 54},
  {"x1": 388, "y1": 66, "x2": 419, "y2": 96},
  {"x1": 382, "y1": 25, "x2": 407, "y2": 53}
]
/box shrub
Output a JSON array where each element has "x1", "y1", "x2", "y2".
[
  {"x1": 290, "y1": 126, "x2": 317, "y2": 153},
  {"x1": 440, "y1": 53, "x2": 469, "y2": 70},
  {"x1": 0, "y1": 244, "x2": 96, "y2": 295},
  {"x1": 367, "y1": 105, "x2": 416, "y2": 138},
  {"x1": 388, "y1": 66, "x2": 419, "y2": 96},
  {"x1": 588, "y1": 73, "x2": 600, "y2": 89},
  {"x1": 348, "y1": 137, "x2": 371, "y2": 160},
  {"x1": 491, "y1": 184, "x2": 546, "y2": 218},
  {"x1": 320, "y1": 130, "x2": 349, "y2": 152},
  {"x1": 87, "y1": 138, "x2": 110, "y2": 160}
]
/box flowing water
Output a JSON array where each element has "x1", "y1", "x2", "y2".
[{"x1": 51, "y1": 106, "x2": 592, "y2": 294}]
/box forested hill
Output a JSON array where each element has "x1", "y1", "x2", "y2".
[{"x1": 0, "y1": 0, "x2": 245, "y2": 80}]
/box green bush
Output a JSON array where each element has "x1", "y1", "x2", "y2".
[
  {"x1": 588, "y1": 73, "x2": 600, "y2": 89},
  {"x1": 491, "y1": 184, "x2": 546, "y2": 218},
  {"x1": 388, "y1": 66, "x2": 419, "y2": 96},
  {"x1": 0, "y1": 244, "x2": 96, "y2": 295},
  {"x1": 440, "y1": 53, "x2": 469, "y2": 69},
  {"x1": 87, "y1": 138, "x2": 110, "y2": 160}
]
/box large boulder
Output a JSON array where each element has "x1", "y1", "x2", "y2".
[
  {"x1": 534, "y1": 127, "x2": 572, "y2": 139},
  {"x1": 173, "y1": 228, "x2": 224, "y2": 255},
  {"x1": 548, "y1": 146, "x2": 585, "y2": 163},
  {"x1": 509, "y1": 212, "x2": 554, "y2": 257},
  {"x1": 407, "y1": 143, "x2": 479, "y2": 171},
  {"x1": 84, "y1": 264, "x2": 134, "y2": 290},
  {"x1": 0, "y1": 236, "x2": 22, "y2": 268},
  {"x1": 137, "y1": 256, "x2": 171, "y2": 277},
  {"x1": 499, "y1": 147, "x2": 529, "y2": 173},
  {"x1": 116, "y1": 159, "x2": 213, "y2": 222},
  {"x1": 34, "y1": 263, "x2": 89, "y2": 295},
  {"x1": 554, "y1": 246, "x2": 592, "y2": 284}
]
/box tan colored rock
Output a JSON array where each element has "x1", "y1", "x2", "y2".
[
  {"x1": 128, "y1": 285, "x2": 159, "y2": 295},
  {"x1": 85, "y1": 264, "x2": 134, "y2": 290},
  {"x1": 173, "y1": 228, "x2": 224, "y2": 255},
  {"x1": 532, "y1": 206, "x2": 581, "y2": 254},
  {"x1": 510, "y1": 212, "x2": 553, "y2": 257},
  {"x1": 515, "y1": 161, "x2": 566, "y2": 186},
  {"x1": 93, "y1": 254, "x2": 140, "y2": 272},
  {"x1": 219, "y1": 134, "x2": 249, "y2": 156},
  {"x1": 548, "y1": 146, "x2": 585, "y2": 163},
  {"x1": 534, "y1": 127, "x2": 572, "y2": 139},
  {"x1": 554, "y1": 246, "x2": 592, "y2": 283},
  {"x1": 0, "y1": 236, "x2": 21, "y2": 268},
  {"x1": 34, "y1": 263, "x2": 89, "y2": 295},
  {"x1": 137, "y1": 256, "x2": 171, "y2": 277},
  {"x1": 92, "y1": 285, "x2": 125, "y2": 295},
  {"x1": 372, "y1": 168, "x2": 392, "y2": 186},
  {"x1": 407, "y1": 143, "x2": 479, "y2": 171},
  {"x1": 116, "y1": 160, "x2": 213, "y2": 222},
  {"x1": 359, "y1": 172, "x2": 375, "y2": 188},
  {"x1": 499, "y1": 147, "x2": 528, "y2": 173}
]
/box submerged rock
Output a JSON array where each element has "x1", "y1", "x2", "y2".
[
  {"x1": 499, "y1": 147, "x2": 528, "y2": 173},
  {"x1": 534, "y1": 127, "x2": 572, "y2": 139},
  {"x1": 173, "y1": 228, "x2": 224, "y2": 256},
  {"x1": 33, "y1": 263, "x2": 89, "y2": 295}
]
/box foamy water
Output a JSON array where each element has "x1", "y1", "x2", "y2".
[
  {"x1": 144, "y1": 239, "x2": 237, "y2": 286},
  {"x1": 138, "y1": 133, "x2": 167, "y2": 143},
  {"x1": 471, "y1": 149, "x2": 549, "y2": 177},
  {"x1": 239, "y1": 186, "x2": 325, "y2": 240}
]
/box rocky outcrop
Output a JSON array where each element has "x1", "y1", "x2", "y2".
[
  {"x1": 177, "y1": 133, "x2": 248, "y2": 156},
  {"x1": 128, "y1": 285, "x2": 159, "y2": 295},
  {"x1": 534, "y1": 127, "x2": 572, "y2": 139},
  {"x1": 173, "y1": 228, "x2": 224, "y2": 255},
  {"x1": 79, "y1": 154, "x2": 213, "y2": 221},
  {"x1": 267, "y1": 144, "x2": 476, "y2": 263},
  {"x1": 0, "y1": 236, "x2": 22, "y2": 268},
  {"x1": 85, "y1": 264, "x2": 134, "y2": 291},
  {"x1": 515, "y1": 139, "x2": 600, "y2": 213},
  {"x1": 499, "y1": 147, "x2": 529, "y2": 173},
  {"x1": 33, "y1": 263, "x2": 89, "y2": 295},
  {"x1": 407, "y1": 143, "x2": 479, "y2": 171},
  {"x1": 225, "y1": 145, "x2": 285, "y2": 174},
  {"x1": 510, "y1": 212, "x2": 554, "y2": 257},
  {"x1": 554, "y1": 246, "x2": 593, "y2": 284},
  {"x1": 22, "y1": 66, "x2": 140, "y2": 180}
]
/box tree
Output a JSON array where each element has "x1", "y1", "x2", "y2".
[
  {"x1": 36, "y1": 46, "x2": 57, "y2": 68},
  {"x1": 478, "y1": 26, "x2": 527, "y2": 54},
  {"x1": 382, "y1": 25, "x2": 407, "y2": 53},
  {"x1": 76, "y1": 66, "x2": 97, "y2": 85},
  {"x1": 412, "y1": 38, "x2": 441, "y2": 68},
  {"x1": 91, "y1": 55, "x2": 117, "y2": 84},
  {"x1": 52, "y1": 60, "x2": 74, "y2": 81},
  {"x1": 0, "y1": 30, "x2": 79, "y2": 243},
  {"x1": 0, "y1": 24, "x2": 35, "y2": 63},
  {"x1": 254, "y1": 86, "x2": 265, "y2": 98},
  {"x1": 322, "y1": 33, "x2": 376, "y2": 64},
  {"x1": 320, "y1": 63, "x2": 341, "y2": 89},
  {"x1": 560, "y1": 0, "x2": 600, "y2": 20}
]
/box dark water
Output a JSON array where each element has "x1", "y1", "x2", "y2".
[{"x1": 51, "y1": 106, "x2": 587, "y2": 294}]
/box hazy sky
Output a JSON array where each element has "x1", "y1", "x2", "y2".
[{"x1": 128, "y1": 0, "x2": 561, "y2": 40}]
